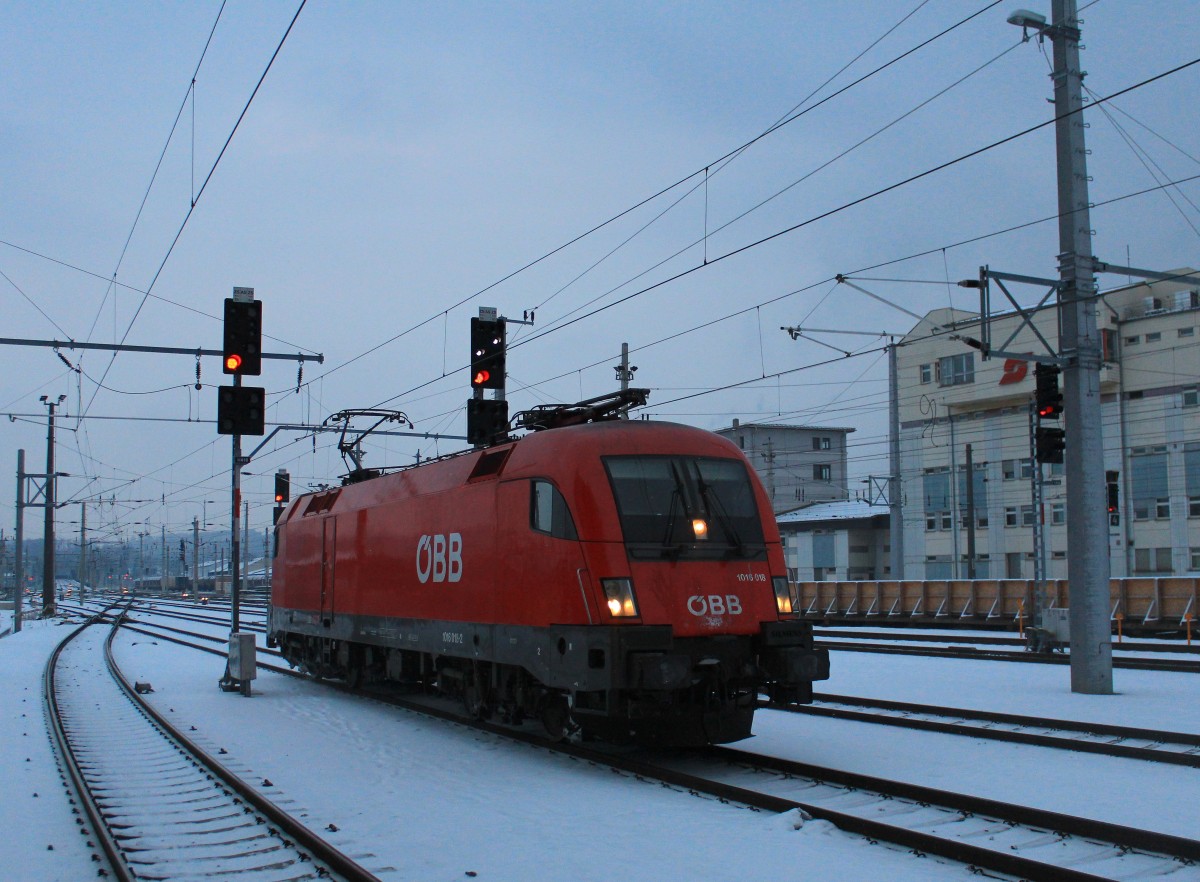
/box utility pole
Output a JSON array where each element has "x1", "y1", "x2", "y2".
[
  {"x1": 964, "y1": 443, "x2": 977, "y2": 579},
  {"x1": 13, "y1": 450, "x2": 24, "y2": 632},
  {"x1": 79, "y1": 503, "x2": 86, "y2": 600},
  {"x1": 614, "y1": 343, "x2": 638, "y2": 418},
  {"x1": 242, "y1": 500, "x2": 249, "y2": 591},
  {"x1": 193, "y1": 517, "x2": 200, "y2": 590},
  {"x1": 887, "y1": 340, "x2": 904, "y2": 579},
  {"x1": 762, "y1": 437, "x2": 776, "y2": 509},
  {"x1": 41, "y1": 394, "x2": 65, "y2": 615}
]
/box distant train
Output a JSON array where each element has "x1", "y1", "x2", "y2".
[{"x1": 268, "y1": 403, "x2": 828, "y2": 745}]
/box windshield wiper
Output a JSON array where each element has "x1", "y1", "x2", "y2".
[{"x1": 695, "y1": 475, "x2": 744, "y2": 556}]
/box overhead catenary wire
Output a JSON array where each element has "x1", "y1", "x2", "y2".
[
  {"x1": 289, "y1": 0, "x2": 1006, "y2": 389},
  {"x1": 21, "y1": 41, "x2": 1200, "y2": 537},
  {"x1": 79, "y1": 0, "x2": 309, "y2": 422}
]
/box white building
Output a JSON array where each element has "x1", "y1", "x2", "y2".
[
  {"x1": 716, "y1": 420, "x2": 854, "y2": 515},
  {"x1": 895, "y1": 268, "x2": 1200, "y2": 580},
  {"x1": 777, "y1": 500, "x2": 890, "y2": 583}
]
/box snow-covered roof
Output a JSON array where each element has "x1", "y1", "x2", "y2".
[{"x1": 775, "y1": 499, "x2": 887, "y2": 525}]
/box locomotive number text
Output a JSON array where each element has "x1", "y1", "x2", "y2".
[{"x1": 416, "y1": 533, "x2": 463, "y2": 584}]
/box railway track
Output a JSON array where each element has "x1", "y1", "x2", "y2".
[
  {"x1": 669, "y1": 746, "x2": 1200, "y2": 882},
  {"x1": 44, "y1": 608, "x2": 381, "y2": 881},
  {"x1": 767, "y1": 693, "x2": 1200, "y2": 767},
  {"x1": 819, "y1": 639, "x2": 1200, "y2": 673},
  {"x1": 114, "y1": 604, "x2": 1200, "y2": 882},
  {"x1": 817, "y1": 628, "x2": 1200, "y2": 655},
  {"x1": 113, "y1": 604, "x2": 1200, "y2": 770}
]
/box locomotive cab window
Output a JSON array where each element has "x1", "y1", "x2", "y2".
[
  {"x1": 531, "y1": 480, "x2": 578, "y2": 540},
  {"x1": 604, "y1": 456, "x2": 766, "y2": 560}
]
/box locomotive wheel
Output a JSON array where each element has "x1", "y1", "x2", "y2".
[
  {"x1": 463, "y1": 665, "x2": 492, "y2": 720},
  {"x1": 540, "y1": 695, "x2": 572, "y2": 741},
  {"x1": 463, "y1": 681, "x2": 489, "y2": 720}
]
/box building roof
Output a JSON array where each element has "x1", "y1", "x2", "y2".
[
  {"x1": 776, "y1": 498, "x2": 886, "y2": 525},
  {"x1": 716, "y1": 422, "x2": 857, "y2": 434}
]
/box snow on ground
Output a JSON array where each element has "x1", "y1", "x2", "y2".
[{"x1": 3, "y1": 605, "x2": 1199, "y2": 880}]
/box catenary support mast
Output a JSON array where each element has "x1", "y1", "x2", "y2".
[{"x1": 1049, "y1": 0, "x2": 1112, "y2": 693}]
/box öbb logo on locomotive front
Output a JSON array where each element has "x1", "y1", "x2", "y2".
[
  {"x1": 415, "y1": 533, "x2": 463, "y2": 583},
  {"x1": 686, "y1": 594, "x2": 743, "y2": 616}
]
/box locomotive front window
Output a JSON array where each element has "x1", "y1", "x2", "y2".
[{"x1": 604, "y1": 456, "x2": 766, "y2": 560}]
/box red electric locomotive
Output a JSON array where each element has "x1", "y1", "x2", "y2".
[{"x1": 268, "y1": 399, "x2": 829, "y2": 745}]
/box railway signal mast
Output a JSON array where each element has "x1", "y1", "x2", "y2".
[{"x1": 218, "y1": 287, "x2": 265, "y2": 697}]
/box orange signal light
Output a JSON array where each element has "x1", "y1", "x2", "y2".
[{"x1": 225, "y1": 353, "x2": 243, "y2": 372}]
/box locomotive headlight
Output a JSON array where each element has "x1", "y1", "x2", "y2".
[
  {"x1": 601, "y1": 578, "x2": 639, "y2": 618},
  {"x1": 773, "y1": 576, "x2": 797, "y2": 616},
  {"x1": 691, "y1": 518, "x2": 709, "y2": 540}
]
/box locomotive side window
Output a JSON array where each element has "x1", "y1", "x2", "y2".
[
  {"x1": 604, "y1": 456, "x2": 766, "y2": 560},
  {"x1": 530, "y1": 480, "x2": 578, "y2": 540}
]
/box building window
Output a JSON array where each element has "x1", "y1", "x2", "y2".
[
  {"x1": 1124, "y1": 335, "x2": 1140, "y2": 345},
  {"x1": 1191, "y1": 548, "x2": 1200, "y2": 570},
  {"x1": 925, "y1": 556, "x2": 952, "y2": 579},
  {"x1": 1051, "y1": 550, "x2": 1066, "y2": 560},
  {"x1": 938, "y1": 353, "x2": 974, "y2": 387},
  {"x1": 923, "y1": 467, "x2": 950, "y2": 515},
  {"x1": 1186, "y1": 443, "x2": 1200, "y2": 515},
  {"x1": 926, "y1": 511, "x2": 952, "y2": 531},
  {"x1": 1134, "y1": 547, "x2": 1173, "y2": 574},
  {"x1": 1004, "y1": 505, "x2": 1035, "y2": 527},
  {"x1": 919, "y1": 363, "x2": 933, "y2": 384},
  {"x1": 738, "y1": 435, "x2": 745, "y2": 449},
  {"x1": 1145, "y1": 331, "x2": 1162, "y2": 343},
  {"x1": 813, "y1": 463, "x2": 831, "y2": 481},
  {"x1": 1179, "y1": 327, "x2": 1195, "y2": 338},
  {"x1": 1051, "y1": 502, "x2": 1065, "y2": 525},
  {"x1": 1184, "y1": 389, "x2": 1199, "y2": 408},
  {"x1": 812, "y1": 436, "x2": 831, "y2": 451},
  {"x1": 1002, "y1": 458, "x2": 1034, "y2": 481},
  {"x1": 1131, "y1": 450, "x2": 1169, "y2": 520}
]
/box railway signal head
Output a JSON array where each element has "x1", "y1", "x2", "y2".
[
  {"x1": 469, "y1": 317, "x2": 506, "y2": 390},
  {"x1": 274, "y1": 469, "x2": 290, "y2": 503},
  {"x1": 1034, "y1": 362, "x2": 1062, "y2": 420},
  {"x1": 216, "y1": 385, "x2": 265, "y2": 436},
  {"x1": 223, "y1": 297, "x2": 262, "y2": 376},
  {"x1": 1035, "y1": 425, "x2": 1065, "y2": 464},
  {"x1": 467, "y1": 397, "x2": 509, "y2": 446}
]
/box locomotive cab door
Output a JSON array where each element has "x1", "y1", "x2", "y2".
[{"x1": 320, "y1": 517, "x2": 336, "y2": 626}]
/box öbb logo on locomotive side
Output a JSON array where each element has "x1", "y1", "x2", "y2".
[
  {"x1": 416, "y1": 533, "x2": 463, "y2": 584},
  {"x1": 687, "y1": 594, "x2": 743, "y2": 616}
]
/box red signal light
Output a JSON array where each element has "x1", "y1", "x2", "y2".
[
  {"x1": 225, "y1": 353, "x2": 243, "y2": 372},
  {"x1": 473, "y1": 369, "x2": 490, "y2": 386}
]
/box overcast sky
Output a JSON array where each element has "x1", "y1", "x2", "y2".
[{"x1": 2, "y1": 0, "x2": 1198, "y2": 548}]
